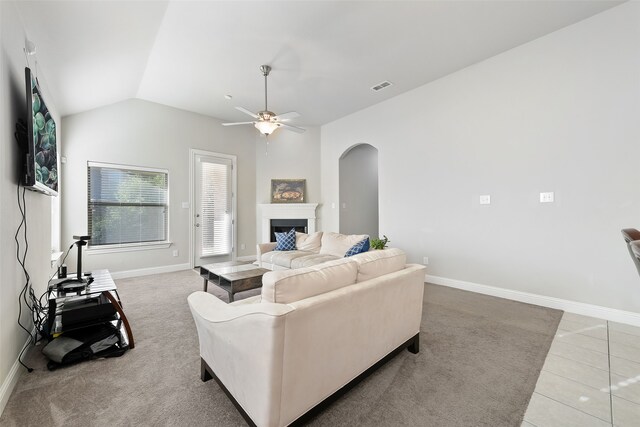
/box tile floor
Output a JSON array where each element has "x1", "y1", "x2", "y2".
[{"x1": 522, "y1": 313, "x2": 640, "y2": 426}]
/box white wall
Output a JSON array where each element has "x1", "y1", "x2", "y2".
[
  {"x1": 321, "y1": 2, "x2": 640, "y2": 314},
  {"x1": 0, "y1": 1, "x2": 59, "y2": 413},
  {"x1": 61, "y1": 99, "x2": 257, "y2": 274},
  {"x1": 255, "y1": 127, "x2": 321, "y2": 242}
]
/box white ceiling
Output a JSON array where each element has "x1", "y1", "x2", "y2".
[{"x1": 17, "y1": 1, "x2": 623, "y2": 126}]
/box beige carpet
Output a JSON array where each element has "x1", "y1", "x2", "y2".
[{"x1": 0, "y1": 270, "x2": 561, "y2": 426}]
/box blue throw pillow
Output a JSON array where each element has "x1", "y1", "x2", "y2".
[
  {"x1": 274, "y1": 228, "x2": 297, "y2": 251},
  {"x1": 344, "y1": 237, "x2": 370, "y2": 257}
]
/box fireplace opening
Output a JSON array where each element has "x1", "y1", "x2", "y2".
[{"x1": 270, "y1": 219, "x2": 308, "y2": 242}]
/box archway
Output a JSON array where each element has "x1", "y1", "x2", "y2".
[{"x1": 339, "y1": 144, "x2": 379, "y2": 238}]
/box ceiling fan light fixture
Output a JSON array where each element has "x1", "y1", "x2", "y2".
[
  {"x1": 255, "y1": 121, "x2": 279, "y2": 135},
  {"x1": 222, "y1": 64, "x2": 305, "y2": 135}
]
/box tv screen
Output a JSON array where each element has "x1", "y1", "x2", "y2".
[{"x1": 24, "y1": 67, "x2": 58, "y2": 196}]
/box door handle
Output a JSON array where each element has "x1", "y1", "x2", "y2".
[
  {"x1": 196, "y1": 214, "x2": 200, "y2": 218},
  {"x1": 195, "y1": 223, "x2": 200, "y2": 227}
]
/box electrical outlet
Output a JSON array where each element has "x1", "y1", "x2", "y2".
[
  {"x1": 172, "y1": 250, "x2": 179, "y2": 257},
  {"x1": 540, "y1": 192, "x2": 554, "y2": 203},
  {"x1": 240, "y1": 243, "x2": 246, "y2": 250},
  {"x1": 423, "y1": 257, "x2": 429, "y2": 265},
  {"x1": 479, "y1": 195, "x2": 491, "y2": 205}
]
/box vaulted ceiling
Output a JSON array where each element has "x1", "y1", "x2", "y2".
[{"x1": 17, "y1": 1, "x2": 623, "y2": 126}]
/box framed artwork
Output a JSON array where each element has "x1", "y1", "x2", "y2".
[{"x1": 271, "y1": 179, "x2": 306, "y2": 203}]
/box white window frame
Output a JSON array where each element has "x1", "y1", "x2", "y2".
[{"x1": 86, "y1": 161, "x2": 171, "y2": 254}]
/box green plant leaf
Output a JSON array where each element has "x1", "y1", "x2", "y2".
[
  {"x1": 35, "y1": 151, "x2": 45, "y2": 166},
  {"x1": 32, "y1": 94, "x2": 40, "y2": 113},
  {"x1": 34, "y1": 112, "x2": 45, "y2": 130},
  {"x1": 45, "y1": 119, "x2": 55, "y2": 134}
]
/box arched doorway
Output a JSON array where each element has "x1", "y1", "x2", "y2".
[{"x1": 339, "y1": 144, "x2": 379, "y2": 237}]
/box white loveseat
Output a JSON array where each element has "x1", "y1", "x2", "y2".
[
  {"x1": 188, "y1": 248, "x2": 425, "y2": 427},
  {"x1": 257, "y1": 231, "x2": 369, "y2": 270}
]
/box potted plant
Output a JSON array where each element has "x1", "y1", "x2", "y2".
[{"x1": 370, "y1": 235, "x2": 390, "y2": 250}]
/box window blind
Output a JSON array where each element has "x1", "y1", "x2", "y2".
[
  {"x1": 200, "y1": 159, "x2": 231, "y2": 256},
  {"x1": 87, "y1": 163, "x2": 169, "y2": 247}
]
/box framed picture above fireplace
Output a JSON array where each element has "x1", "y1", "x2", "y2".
[{"x1": 271, "y1": 179, "x2": 305, "y2": 203}]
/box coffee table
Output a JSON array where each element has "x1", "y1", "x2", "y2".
[{"x1": 200, "y1": 261, "x2": 270, "y2": 302}]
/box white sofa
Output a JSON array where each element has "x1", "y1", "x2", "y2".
[
  {"x1": 257, "y1": 231, "x2": 369, "y2": 270},
  {"x1": 188, "y1": 248, "x2": 425, "y2": 427}
]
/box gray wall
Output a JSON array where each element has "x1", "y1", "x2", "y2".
[
  {"x1": 0, "y1": 1, "x2": 59, "y2": 411},
  {"x1": 61, "y1": 99, "x2": 257, "y2": 274},
  {"x1": 339, "y1": 144, "x2": 378, "y2": 237},
  {"x1": 321, "y1": 2, "x2": 640, "y2": 314}
]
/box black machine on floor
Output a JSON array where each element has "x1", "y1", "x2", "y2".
[
  {"x1": 42, "y1": 323, "x2": 127, "y2": 370},
  {"x1": 60, "y1": 293, "x2": 117, "y2": 327}
]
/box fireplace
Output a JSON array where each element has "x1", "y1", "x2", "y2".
[
  {"x1": 270, "y1": 219, "x2": 308, "y2": 242},
  {"x1": 259, "y1": 203, "x2": 318, "y2": 243}
]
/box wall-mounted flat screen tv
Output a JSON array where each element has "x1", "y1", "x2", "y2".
[{"x1": 24, "y1": 67, "x2": 58, "y2": 196}]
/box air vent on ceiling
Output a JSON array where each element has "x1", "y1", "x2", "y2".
[{"x1": 371, "y1": 80, "x2": 393, "y2": 92}]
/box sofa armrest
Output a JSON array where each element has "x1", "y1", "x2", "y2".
[
  {"x1": 256, "y1": 242, "x2": 277, "y2": 267},
  {"x1": 188, "y1": 291, "x2": 292, "y2": 322},
  {"x1": 188, "y1": 291, "x2": 293, "y2": 426}
]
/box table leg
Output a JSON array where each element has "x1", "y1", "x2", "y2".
[
  {"x1": 228, "y1": 291, "x2": 234, "y2": 303},
  {"x1": 102, "y1": 291, "x2": 135, "y2": 350},
  {"x1": 203, "y1": 277, "x2": 208, "y2": 292}
]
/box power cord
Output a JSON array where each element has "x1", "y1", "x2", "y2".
[{"x1": 15, "y1": 184, "x2": 35, "y2": 372}]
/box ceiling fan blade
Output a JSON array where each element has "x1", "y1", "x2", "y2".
[
  {"x1": 235, "y1": 106, "x2": 259, "y2": 118},
  {"x1": 279, "y1": 122, "x2": 306, "y2": 133},
  {"x1": 273, "y1": 111, "x2": 300, "y2": 122},
  {"x1": 222, "y1": 121, "x2": 254, "y2": 126}
]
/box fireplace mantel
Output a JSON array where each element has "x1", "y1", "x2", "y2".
[{"x1": 259, "y1": 203, "x2": 318, "y2": 243}]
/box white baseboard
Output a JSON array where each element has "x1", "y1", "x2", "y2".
[
  {"x1": 426, "y1": 274, "x2": 640, "y2": 327},
  {"x1": 111, "y1": 263, "x2": 191, "y2": 279},
  {"x1": 0, "y1": 333, "x2": 33, "y2": 416},
  {"x1": 236, "y1": 255, "x2": 257, "y2": 262}
]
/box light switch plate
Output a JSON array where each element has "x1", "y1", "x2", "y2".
[
  {"x1": 540, "y1": 192, "x2": 554, "y2": 203},
  {"x1": 479, "y1": 195, "x2": 491, "y2": 205}
]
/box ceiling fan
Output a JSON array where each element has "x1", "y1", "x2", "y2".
[{"x1": 222, "y1": 65, "x2": 305, "y2": 136}]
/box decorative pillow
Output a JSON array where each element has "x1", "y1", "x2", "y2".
[
  {"x1": 274, "y1": 228, "x2": 296, "y2": 251},
  {"x1": 320, "y1": 232, "x2": 369, "y2": 257},
  {"x1": 296, "y1": 231, "x2": 323, "y2": 253},
  {"x1": 344, "y1": 237, "x2": 370, "y2": 257}
]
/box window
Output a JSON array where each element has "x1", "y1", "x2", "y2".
[
  {"x1": 87, "y1": 162, "x2": 169, "y2": 248},
  {"x1": 199, "y1": 158, "x2": 232, "y2": 257}
]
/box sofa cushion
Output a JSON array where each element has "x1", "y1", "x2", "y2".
[
  {"x1": 344, "y1": 237, "x2": 370, "y2": 257},
  {"x1": 261, "y1": 250, "x2": 314, "y2": 269},
  {"x1": 319, "y1": 232, "x2": 369, "y2": 258},
  {"x1": 290, "y1": 254, "x2": 340, "y2": 269},
  {"x1": 274, "y1": 228, "x2": 296, "y2": 251},
  {"x1": 295, "y1": 232, "x2": 323, "y2": 253},
  {"x1": 261, "y1": 258, "x2": 358, "y2": 304},
  {"x1": 350, "y1": 248, "x2": 407, "y2": 282}
]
